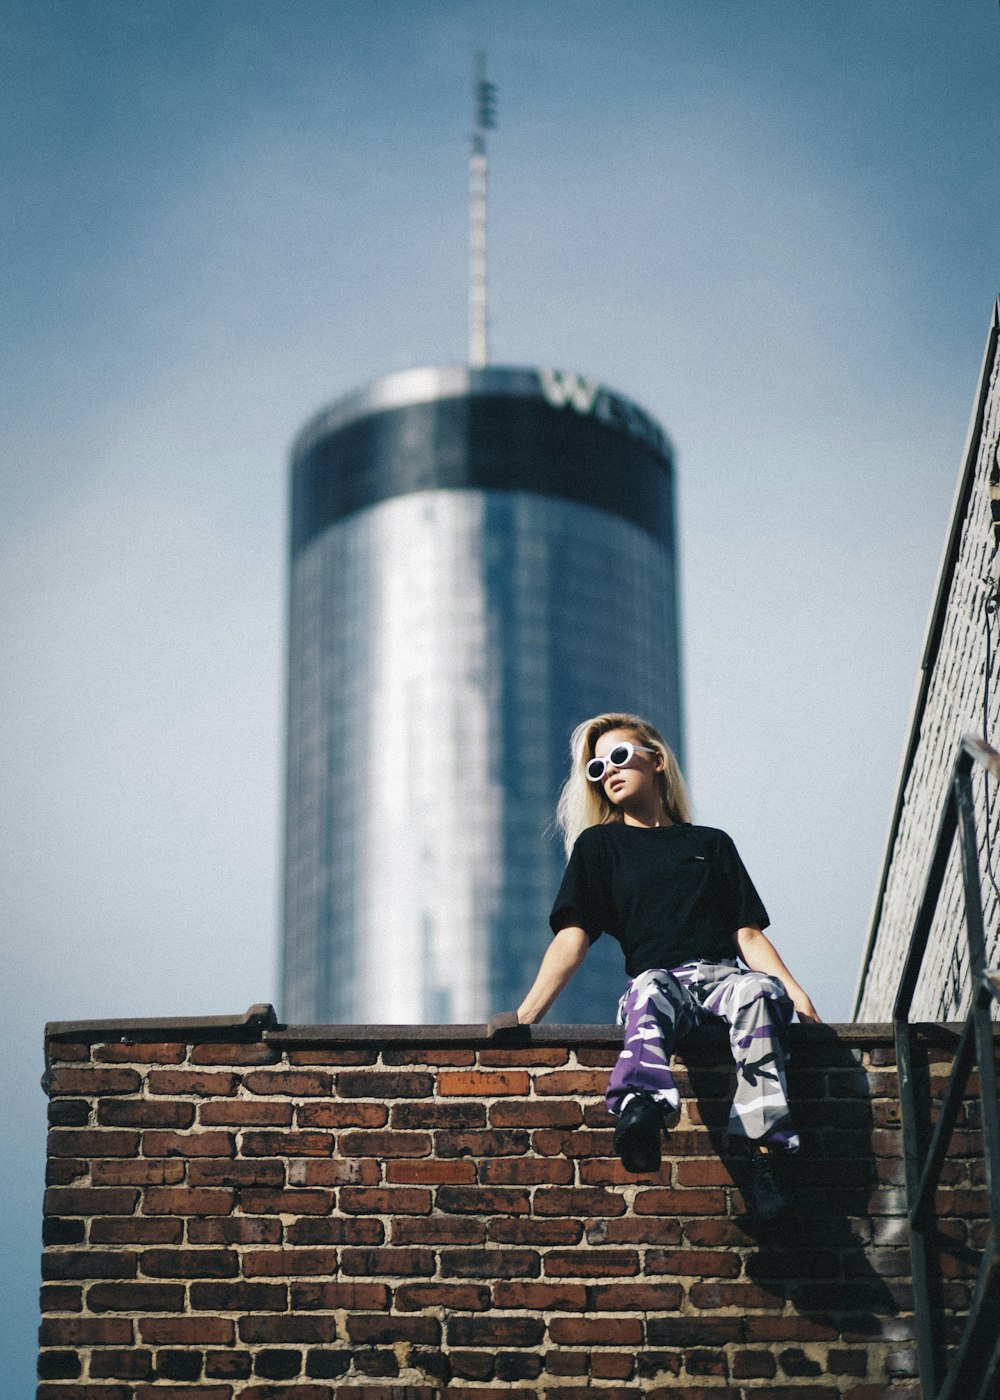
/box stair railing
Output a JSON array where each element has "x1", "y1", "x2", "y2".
[{"x1": 893, "y1": 734, "x2": 1000, "y2": 1400}]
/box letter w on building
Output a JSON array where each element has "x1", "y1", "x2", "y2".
[{"x1": 538, "y1": 368, "x2": 599, "y2": 414}]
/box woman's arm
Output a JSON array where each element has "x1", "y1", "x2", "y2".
[
  {"x1": 735, "y1": 925, "x2": 821, "y2": 1022},
  {"x1": 516, "y1": 926, "x2": 591, "y2": 1024}
]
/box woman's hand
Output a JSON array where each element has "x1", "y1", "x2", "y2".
[
  {"x1": 735, "y1": 925, "x2": 822, "y2": 1023},
  {"x1": 516, "y1": 926, "x2": 591, "y2": 1025}
]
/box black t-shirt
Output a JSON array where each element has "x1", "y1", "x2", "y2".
[{"x1": 549, "y1": 821, "x2": 769, "y2": 977}]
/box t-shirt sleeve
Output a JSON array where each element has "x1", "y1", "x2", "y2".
[
  {"x1": 716, "y1": 832, "x2": 770, "y2": 934},
  {"x1": 549, "y1": 830, "x2": 610, "y2": 942}
]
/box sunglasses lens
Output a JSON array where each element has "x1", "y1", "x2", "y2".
[
  {"x1": 586, "y1": 759, "x2": 605, "y2": 781},
  {"x1": 608, "y1": 744, "x2": 632, "y2": 766}
]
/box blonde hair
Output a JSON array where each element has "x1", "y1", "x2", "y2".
[{"x1": 555, "y1": 712, "x2": 692, "y2": 856}]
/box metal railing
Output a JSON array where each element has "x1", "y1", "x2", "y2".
[{"x1": 893, "y1": 735, "x2": 1000, "y2": 1400}]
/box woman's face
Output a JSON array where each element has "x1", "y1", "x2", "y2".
[{"x1": 591, "y1": 727, "x2": 662, "y2": 809}]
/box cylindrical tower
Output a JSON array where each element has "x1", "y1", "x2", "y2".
[{"x1": 282, "y1": 364, "x2": 683, "y2": 1024}]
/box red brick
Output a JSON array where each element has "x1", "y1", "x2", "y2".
[
  {"x1": 239, "y1": 1316, "x2": 342, "y2": 1344},
  {"x1": 189, "y1": 1217, "x2": 284, "y2": 1244},
  {"x1": 591, "y1": 1217, "x2": 681, "y2": 1245},
  {"x1": 288, "y1": 1218, "x2": 383, "y2": 1245},
  {"x1": 88, "y1": 1283, "x2": 186, "y2": 1312},
  {"x1": 142, "y1": 1130, "x2": 235, "y2": 1157},
  {"x1": 382, "y1": 1048, "x2": 476, "y2": 1066},
  {"x1": 143, "y1": 1187, "x2": 235, "y2": 1216},
  {"x1": 298, "y1": 1101, "x2": 388, "y2": 1128},
  {"x1": 89, "y1": 1349, "x2": 154, "y2": 1380},
  {"x1": 241, "y1": 1131, "x2": 332, "y2": 1157},
  {"x1": 337, "y1": 1246, "x2": 431, "y2": 1279},
  {"x1": 478, "y1": 1157, "x2": 574, "y2": 1185},
  {"x1": 188, "y1": 1159, "x2": 285, "y2": 1188},
  {"x1": 478, "y1": 1048, "x2": 568, "y2": 1067},
  {"x1": 336, "y1": 1071, "x2": 433, "y2": 1098},
  {"x1": 190, "y1": 1042, "x2": 279, "y2": 1065},
  {"x1": 48, "y1": 1129, "x2": 139, "y2": 1158},
  {"x1": 447, "y1": 1315, "x2": 545, "y2": 1347},
  {"x1": 32, "y1": 1391, "x2": 129, "y2": 1400},
  {"x1": 392, "y1": 1101, "x2": 485, "y2": 1129},
  {"x1": 440, "y1": 1248, "x2": 540, "y2": 1278},
  {"x1": 240, "y1": 1189, "x2": 332, "y2": 1215},
  {"x1": 147, "y1": 1070, "x2": 238, "y2": 1096},
  {"x1": 92, "y1": 1160, "x2": 185, "y2": 1186},
  {"x1": 488, "y1": 1218, "x2": 582, "y2": 1245},
  {"x1": 46, "y1": 1158, "x2": 87, "y2": 1185},
  {"x1": 732, "y1": 1349, "x2": 778, "y2": 1379},
  {"x1": 40, "y1": 1318, "x2": 134, "y2": 1345},
  {"x1": 290, "y1": 1158, "x2": 380, "y2": 1187},
  {"x1": 98, "y1": 1099, "x2": 195, "y2": 1128},
  {"x1": 190, "y1": 1281, "x2": 287, "y2": 1311},
  {"x1": 138, "y1": 1316, "x2": 236, "y2": 1343},
  {"x1": 436, "y1": 1185, "x2": 529, "y2": 1215},
  {"x1": 682, "y1": 1218, "x2": 755, "y2": 1248},
  {"x1": 689, "y1": 1282, "x2": 778, "y2": 1310},
  {"x1": 646, "y1": 1317, "x2": 744, "y2": 1346},
  {"x1": 543, "y1": 1249, "x2": 638, "y2": 1277},
  {"x1": 492, "y1": 1281, "x2": 587, "y2": 1309},
  {"x1": 579, "y1": 1157, "x2": 665, "y2": 1184},
  {"x1": 386, "y1": 1158, "x2": 476, "y2": 1185},
  {"x1": 339, "y1": 1130, "x2": 432, "y2": 1158},
  {"x1": 90, "y1": 1218, "x2": 183, "y2": 1245},
  {"x1": 592, "y1": 1282, "x2": 683, "y2": 1310},
  {"x1": 437, "y1": 1130, "x2": 531, "y2": 1158},
  {"x1": 534, "y1": 1069, "x2": 609, "y2": 1095},
  {"x1": 346, "y1": 1321, "x2": 442, "y2": 1353},
  {"x1": 39, "y1": 1284, "x2": 83, "y2": 1311},
  {"x1": 646, "y1": 1248, "x2": 741, "y2": 1277},
  {"x1": 47, "y1": 1043, "x2": 91, "y2": 1062},
  {"x1": 49, "y1": 1067, "x2": 142, "y2": 1095},
  {"x1": 395, "y1": 1283, "x2": 492, "y2": 1311},
  {"x1": 634, "y1": 1189, "x2": 725, "y2": 1215},
  {"x1": 592, "y1": 1352, "x2": 636, "y2": 1379},
  {"x1": 532, "y1": 1129, "x2": 615, "y2": 1157},
  {"x1": 133, "y1": 1389, "x2": 232, "y2": 1400},
  {"x1": 140, "y1": 1248, "x2": 238, "y2": 1278},
  {"x1": 200, "y1": 1100, "x2": 293, "y2": 1126},
  {"x1": 548, "y1": 1317, "x2": 644, "y2": 1345},
  {"x1": 242, "y1": 1064, "x2": 333, "y2": 1097},
  {"x1": 746, "y1": 1317, "x2": 841, "y2": 1342},
  {"x1": 94, "y1": 1043, "x2": 187, "y2": 1064},
  {"x1": 288, "y1": 1282, "x2": 390, "y2": 1311},
  {"x1": 391, "y1": 1217, "x2": 486, "y2": 1245},
  {"x1": 286, "y1": 1048, "x2": 376, "y2": 1065},
  {"x1": 45, "y1": 1187, "x2": 138, "y2": 1216},
  {"x1": 339, "y1": 1187, "x2": 431, "y2": 1215},
  {"x1": 438, "y1": 1070, "x2": 530, "y2": 1096},
  {"x1": 676, "y1": 1158, "x2": 735, "y2": 1186},
  {"x1": 242, "y1": 1249, "x2": 338, "y2": 1276},
  {"x1": 533, "y1": 1187, "x2": 627, "y2": 1217},
  {"x1": 42, "y1": 1251, "x2": 138, "y2": 1281},
  {"x1": 575, "y1": 1048, "x2": 622, "y2": 1067},
  {"x1": 489, "y1": 1100, "x2": 582, "y2": 1128}
]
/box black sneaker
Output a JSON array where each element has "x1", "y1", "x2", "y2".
[
  {"x1": 744, "y1": 1148, "x2": 790, "y2": 1221},
  {"x1": 613, "y1": 1092, "x2": 664, "y2": 1174}
]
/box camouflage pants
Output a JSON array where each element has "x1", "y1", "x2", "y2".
[{"x1": 606, "y1": 959, "x2": 799, "y2": 1150}]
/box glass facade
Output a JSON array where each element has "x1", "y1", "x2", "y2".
[{"x1": 283, "y1": 366, "x2": 683, "y2": 1024}]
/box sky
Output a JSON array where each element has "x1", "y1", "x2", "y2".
[{"x1": 3, "y1": 0, "x2": 999, "y2": 1388}]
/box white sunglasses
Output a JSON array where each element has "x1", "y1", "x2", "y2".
[{"x1": 586, "y1": 742, "x2": 656, "y2": 783}]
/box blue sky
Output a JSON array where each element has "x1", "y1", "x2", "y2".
[{"x1": 3, "y1": 1, "x2": 999, "y2": 1388}]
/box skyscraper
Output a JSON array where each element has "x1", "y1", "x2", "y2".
[{"x1": 281, "y1": 363, "x2": 683, "y2": 1024}]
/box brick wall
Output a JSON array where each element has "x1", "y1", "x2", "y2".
[
  {"x1": 856, "y1": 299, "x2": 1000, "y2": 1019},
  {"x1": 37, "y1": 1012, "x2": 994, "y2": 1397}
]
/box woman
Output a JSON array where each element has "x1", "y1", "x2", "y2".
[{"x1": 514, "y1": 712, "x2": 820, "y2": 1219}]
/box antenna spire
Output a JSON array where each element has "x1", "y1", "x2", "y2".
[{"x1": 469, "y1": 52, "x2": 496, "y2": 367}]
